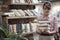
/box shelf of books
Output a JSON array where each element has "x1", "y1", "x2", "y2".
[
  {"x1": 1, "y1": 0, "x2": 43, "y2": 5},
  {"x1": 2, "y1": 15, "x2": 37, "y2": 34},
  {"x1": 1, "y1": 6, "x2": 38, "y2": 34},
  {"x1": 0, "y1": 0, "x2": 43, "y2": 36}
]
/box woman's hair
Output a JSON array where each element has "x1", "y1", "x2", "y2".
[{"x1": 43, "y1": 1, "x2": 51, "y2": 9}]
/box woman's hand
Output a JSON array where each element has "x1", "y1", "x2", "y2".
[{"x1": 36, "y1": 28, "x2": 42, "y2": 34}]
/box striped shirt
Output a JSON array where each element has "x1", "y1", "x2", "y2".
[{"x1": 36, "y1": 15, "x2": 58, "y2": 32}]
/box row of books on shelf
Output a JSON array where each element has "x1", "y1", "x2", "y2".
[
  {"x1": 12, "y1": 0, "x2": 40, "y2": 4},
  {"x1": 4, "y1": 9, "x2": 38, "y2": 17},
  {"x1": 8, "y1": 23, "x2": 37, "y2": 33}
]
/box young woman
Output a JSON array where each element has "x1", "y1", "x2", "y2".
[{"x1": 36, "y1": 1, "x2": 58, "y2": 40}]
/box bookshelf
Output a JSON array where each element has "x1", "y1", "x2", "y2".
[
  {"x1": 2, "y1": 15, "x2": 37, "y2": 32},
  {"x1": 0, "y1": 0, "x2": 43, "y2": 12},
  {"x1": 1, "y1": 0, "x2": 38, "y2": 34}
]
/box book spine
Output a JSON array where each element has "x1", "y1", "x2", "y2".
[
  {"x1": 16, "y1": 24, "x2": 19, "y2": 33},
  {"x1": 24, "y1": 10, "x2": 31, "y2": 16},
  {"x1": 26, "y1": 23, "x2": 30, "y2": 32},
  {"x1": 16, "y1": 24, "x2": 22, "y2": 33},
  {"x1": 12, "y1": 24, "x2": 14, "y2": 33},
  {"x1": 30, "y1": 10, "x2": 36, "y2": 16},
  {"x1": 14, "y1": 10, "x2": 21, "y2": 16},
  {"x1": 29, "y1": 23, "x2": 33, "y2": 32},
  {"x1": 14, "y1": 24, "x2": 17, "y2": 33},
  {"x1": 32, "y1": 10, "x2": 38, "y2": 16},
  {"x1": 17, "y1": 10, "x2": 25, "y2": 16},
  {"x1": 22, "y1": 24, "x2": 25, "y2": 33},
  {"x1": 24, "y1": 10, "x2": 29, "y2": 16},
  {"x1": 8, "y1": 24, "x2": 11, "y2": 32},
  {"x1": 27, "y1": 10, "x2": 34, "y2": 16}
]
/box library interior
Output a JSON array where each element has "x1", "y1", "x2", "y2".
[{"x1": 0, "y1": 0, "x2": 60, "y2": 40}]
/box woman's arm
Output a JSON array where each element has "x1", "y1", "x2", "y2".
[{"x1": 48, "y1": 16, "x2": 58, "y2": 34}]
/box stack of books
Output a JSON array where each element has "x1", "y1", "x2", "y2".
[
  {"x1": 37, "y1": 18, "x2": 51, "y2": 32},
  {"x1": 8, "y1": 23, "x2": 37, "y2": 33}
]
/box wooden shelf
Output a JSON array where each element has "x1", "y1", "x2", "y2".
[
  {"x1": 9, "y1": 3, "x2": 43, "y2": 5},
  {"x1": 6, "y1": 16, "x2": 37, "y2": 19}
]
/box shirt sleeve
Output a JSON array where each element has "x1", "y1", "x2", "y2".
[
  {"x1": 53, "y1": 16, "x2": 58, "y2": 32},
  {"x1": 34, "y1": 15, "x2": 42, "y2": 23}
]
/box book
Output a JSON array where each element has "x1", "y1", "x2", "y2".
[
  {"x1": 8, "y1": 24, "x2": 12, "y2": 32},
  {"x1": 4, "y1": 12, "x2": 15, "y2": 17},
  {"x1": 12, "y1": 10, "x2": 21, "y2": 16},
  {"x1": 23, "y1": 10, "x2": 29, "y2": 16},
  {"x1": 13, "y1": 24, "x2": 17, "y2": 33},
  {"x1": 32, "y1": 0, "x2": 38, "y2": 3},
  {"x1": 8, "y1": 24, "x2": 17, "y2": 33},
  {"x1": 27, "y1": 10, "x2": 34, "y2": 16},
  {"x1": 30, "y1": 23, "x2": 37, "y2": 32},
  {"x1": 20, "y1": 0, "x2": 25, "y2": 3},
  {"x1": 11, "y1": 24, "x2": 17, "y2": 33},
  {"x1": 25, "y1": 0, "x2": 32, "y2": 3},
  {"x1": 24, "y1": 24, "x2": 27, "y2": 32},
  {"x1": 17, "y1": 10, "x2": 25, "y2": 16},
  {"x1": 30, "y1": 10, "x2": 36, "y2": 16},
  {"x1": 31, "y1": 10, "x2": 38, "y2": 16},
  {"x1": 26, "y1": 23, "x2": 30, "y2": 32},
  {"x1": 22, "y1": 24, "x2": 26, "y2": 33},
  {"x1": 38, "y1": 21, "x2": 50, "y2": 24},
  {"x1": 24, "y1": 10, "x2": 31, "y2": 16},
  {"x1": 12, "y1": 0, "x2": 20, "y2": 4},
  {"x1": 16, "y1": 24, "x2": 22, "y2": 33}
]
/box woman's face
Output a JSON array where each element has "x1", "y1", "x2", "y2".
[{"x1": 43, "y1": 6, "x2": 50, "y2": 16}]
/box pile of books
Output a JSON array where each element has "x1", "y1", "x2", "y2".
[
  {"x1": 12, "y1": 0, "x2": 39, "y2": 4},
  {"x1": 4, "y1": 9, "x2": 38, "y2": 17},
  {"x1": 8, "y1": 23, "x2": 37, "y2": 33},
  {"x1": 37, "y1": 18, "x2": 51, "y2": 32}
]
